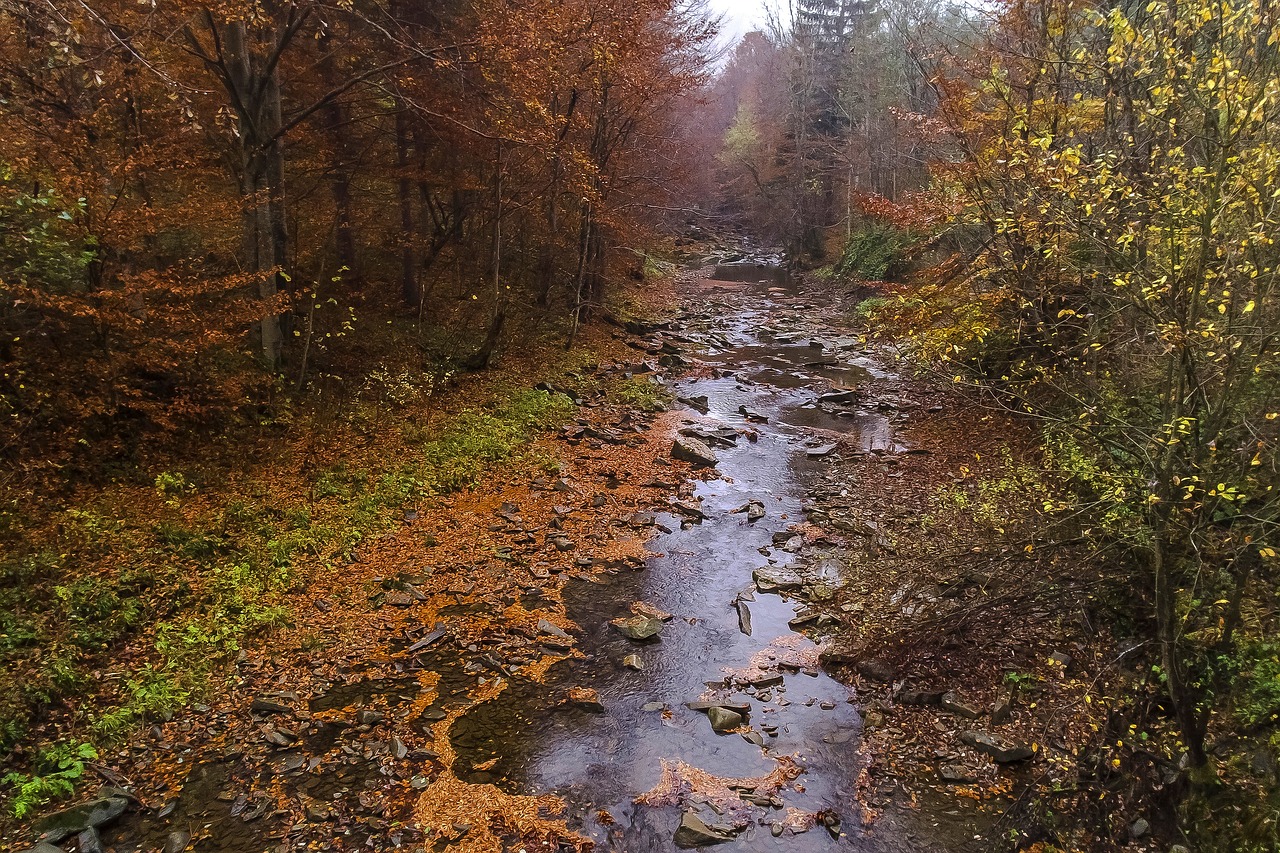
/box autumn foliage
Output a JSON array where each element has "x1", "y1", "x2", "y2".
[{"x1": 0, "y1": 0, "x2": 713, "y2": 476}]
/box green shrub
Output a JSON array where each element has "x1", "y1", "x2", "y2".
[
  {"x1": 835, "y1": 225, "x2": 912, "y2": 281},
  {"x1": 2, "y1": 741, "x2": 97, "y2": 819}
]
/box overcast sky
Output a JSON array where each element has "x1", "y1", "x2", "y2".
[{"x1": 704, "y1": 0, "x2": 775, "y2": 44}]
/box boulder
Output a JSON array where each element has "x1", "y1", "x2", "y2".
[
  {"x1": 33, "y1": 794, "x2": 131, "y2": 844},
  {"x1": 854, "y1": 658, "x2": 896, "y2": 683},
  {"x1": 707, "y1": 706, "x2": 745, "y2": 733},
  {"x1": 673, "y1": 812, "x2": 735, "y2": 848},
  {"x1": 671, "y1": 437, "x2": 718, "y2": 467},
  {"x1": 960, "y1": 730, "x2": 1034, "y2": 763},
  {"x1": 752, "y1": 566, "x2": 806, "y2": 592},
  {"x1": 678, "y1": 395, "x2": 710, "y2": 414},
  {"x1": 610, "y1": 615, "x2": 665, "y2": 641}
]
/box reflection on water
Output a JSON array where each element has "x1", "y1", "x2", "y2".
[{"x1": 446, "y1": 266, "x2": 934, "y2": 851}]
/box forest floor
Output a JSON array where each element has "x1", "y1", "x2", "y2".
[{"x1": 8, "y1": 249, "x2": 1164, "y2": 853}]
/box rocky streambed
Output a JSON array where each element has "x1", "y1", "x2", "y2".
[{"x1": 17, "y1": 258, "x2": 1023, "y2": 853}]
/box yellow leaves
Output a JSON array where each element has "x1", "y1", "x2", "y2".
[{"x1": 1261, "y1": 547, "x2": 1277, "y2": 559}]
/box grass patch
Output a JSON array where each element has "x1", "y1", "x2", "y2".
[{"x1": 610, "y1": 377, "x2": 668, "y2": 413}]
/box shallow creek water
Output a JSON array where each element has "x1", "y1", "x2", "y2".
[{"x1": 447, "y1": 266, "x2": 983, "y2": 851}]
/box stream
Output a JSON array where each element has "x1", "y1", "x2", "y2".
[{"x1": 448, "y1": 265, "x2": 979, "y2": 851}]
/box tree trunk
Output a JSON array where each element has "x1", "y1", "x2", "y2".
[
  {"x1": 319, "y1": 31, "x2": 358, "y2": 278},
  {"x1": 395, "y1": 104, "x2": 418, "y2": 307},
  {"x1": 1151, "y1": 533, "x2": 1209, "y2": 769},
  {"x1": 225, "y1": 19, "x2": 286, "y2": 369}
]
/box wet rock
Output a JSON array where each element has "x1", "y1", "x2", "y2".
[
  {"x1": 854, "y1": 658, "x2": 896, "y2": 683},
  {"x1": 642, "y1": 702, "x2": 666, "y2": 712},
  {"x1": 738, "y1": 405, "x2": 767, "y2": 423},
  {"x1": 673, "y1": 812, "x2": 735, "y2": 848},
  {"x1": 788, "y1": 608, "x2": 818, "y2": 629},
  {"x1": 816, "y1": 390, "x2": 858, "y2": 406},
  {"x1": 1130, "y1": 818, "x2": 1151, "y2": 839},
  {"x1": 251, "y1": 697, "x2": 291, "y2": 715},
  {"x1": 164, "y1": 829, "x2": 192, "y2": 853},
  {"x1": 678, "y1": 395, "x2": 710, "y2": 414},
  {"x1": 707, "y1": 706, "x2": 745, "y2": 733},
  {"x1": 610, "y1": 615, "x2": 665, "y2": 641},
  {"x1": 76, "y1": 827, "x2": 104, "y2": 853},
  {"x1": 671, "y1": 436, "x2": 718, "y2": 467},
  {"x1": 752, "y1": 566, "x2": 805, "y2": 592},
  {"x1": 568, "y1": 687, "x2": 606, "y2": 713},
  {"x1": 735, "y1": 599, "x2": 752, "y2": 636},
  {"x1": 742, "y1": 731, "x2": 765, "y2": 747},
  {"x1": 623, "y1": 654, "x2": 645, "y2": 671},
  {"x1": 960, "y1": 730, "x2": 1034, "y2": 763},
  {"x1": 938, "y1": 764, "x2": 977, "y2": 784},
  {"x1": 670, "y1": 500, "x2": 707, "y2": 520},
  {"x1": 807, "y1": 444, "x2": 838, "y2": 458},
  {"x1": 679, "y1": 425, "x2": 739, "y2": 448},
  {"x1": 686, "y1": 701, "x2": 751, "y2": 714},
  {"x1": 940, "y1": 691, "x2": 982, "y2": 719},
  {"x1": 33, "y1": 793, "x2": 131, "y2": 843}
]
